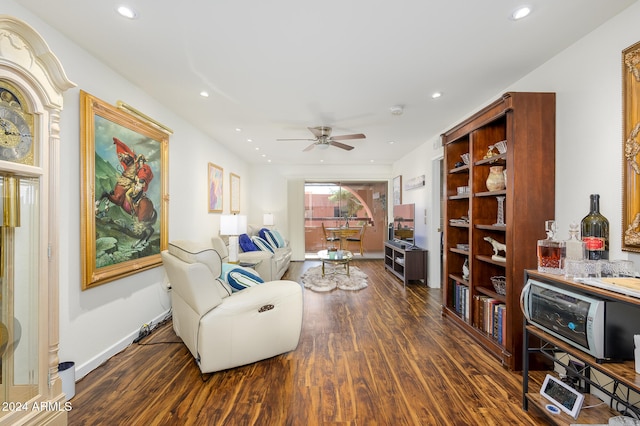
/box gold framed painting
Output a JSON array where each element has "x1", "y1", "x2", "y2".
[
  {"x1": 208, "y1": 163, "x2": 223, "y2": 213},
  {"x1": 80, "y1": 91, "x2": 169, "y2": 289},
  {"x1": 623, "y1": 41, "x2": 640, "y2": 252},
  {"x1": 230, "y1": 172, "x2": 240, "y2": 213}
]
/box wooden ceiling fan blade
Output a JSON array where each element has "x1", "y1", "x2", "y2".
[
  {"x1": 303, "y1": 142, "x2": 317, "y2": 151},
  {"x1": 329, "y1": 141, "x2": 354, "y2": 151},
  {"x1": 330, "y1": 133, "x2": 366, "y2": 141}
]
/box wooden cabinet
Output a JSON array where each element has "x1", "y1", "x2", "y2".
[
  {"x1": 523, "y1": 270, "x2": 640, "y2": 424},
  {"x1": 442, "y1": 92, "x2": 555, "y2": 370},
  {"x1": 384, "y1": 242, "x2": 428, "y2": 287}
]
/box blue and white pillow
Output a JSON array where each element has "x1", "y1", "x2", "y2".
[
  {"x1": 251, "y1": 236, "x2": 275, "y2": 253},
  {"x1": 271, "y1": 229, "x2": 286, "y2": 248},
  {"x1": 221, "y1": 263, "x2": 264, "y2": 292},
  {"x1": 260, "y1": 228, "x2": 281, "y2": 248}
]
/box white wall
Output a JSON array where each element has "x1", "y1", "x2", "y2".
[
  {"x1": 5, "y1": 2, "x2": 251, "y2": 379},
  {"x1": 392, "y1": 139, "x2": 442, "y2": 287}
]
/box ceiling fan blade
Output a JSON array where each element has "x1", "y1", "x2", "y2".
[
  {"x1": 276, "y1": 138, "x2": 316, "y2": 141},
  {"x1": 330, "y1": 133, "x2": 366, "y2": 141},
  {"x1": 329, "y1": 141, "x2": 354, "y2": 151},
  {"x1": 303, "y1": 142, "x2": 317, "y2": 152},
  {"x1": 308, "y1": 126, "x2": 332, "y2": 138}
]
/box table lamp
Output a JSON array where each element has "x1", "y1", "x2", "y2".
[
  {"x1": 263, "y1": 213, "x2": 274, "y2": 227},
  {"x1": 220, "y1": 214, "x2": 247, "y2": 263}
]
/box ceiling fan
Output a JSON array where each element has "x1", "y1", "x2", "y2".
[{"x1": 277, "y1": 126, "x2": 365, "y2": 151}]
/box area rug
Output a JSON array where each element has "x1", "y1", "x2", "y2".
[{"x1": 301, "y1": 265, "x2": 368, "y2": 292}]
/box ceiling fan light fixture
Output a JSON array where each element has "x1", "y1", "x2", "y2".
[{"x1": 317, "y1": 143, "x2": 330, "y2": 150}]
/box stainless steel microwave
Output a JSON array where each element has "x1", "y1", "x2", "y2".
[{"x1": 521, "y1": 278, "x2": 640, "y2": 362}]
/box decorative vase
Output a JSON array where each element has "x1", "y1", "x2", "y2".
[{"x1": 486, "y1": 166, "x2": 506, "y2": 191}]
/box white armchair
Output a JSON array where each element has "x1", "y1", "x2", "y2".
[{"x1": 161, "y1": 240, "x2": 303, "y2": 373}]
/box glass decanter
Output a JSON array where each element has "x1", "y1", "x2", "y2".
[{"x1": 537, "y1": 220, "x2": 566, "y2": 274}]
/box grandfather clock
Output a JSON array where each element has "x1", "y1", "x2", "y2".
[{"x1": 0, "y1": 15, "x2": 75, "y2": 425}]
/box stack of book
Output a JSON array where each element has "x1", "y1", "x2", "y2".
[
  {"x1": 452, "y1": 280, "x2": 469, "y2": 321},
  {"x1": 473, "y1": 295, "x2": 506, "y2": 345}
]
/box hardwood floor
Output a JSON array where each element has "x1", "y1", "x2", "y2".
[{"x1": 68, "y1": 260, "x2": 546, "y2": 425}]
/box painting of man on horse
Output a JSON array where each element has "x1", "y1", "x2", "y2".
[{"x1": 80, "y1": 91, "x2": 168, "y2": 289}]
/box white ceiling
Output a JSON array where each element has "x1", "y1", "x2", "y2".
[{"x1": 15, "y1": 0, "x2": 637, "y2": 165}]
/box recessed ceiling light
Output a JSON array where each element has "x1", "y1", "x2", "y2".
[
  {"x1": 255, "y1": 147, "x2": 260, "y2": 151},
  {"x1": 511, "y1": 6, "x2": 531, "y2": 20},
  {"x1": 370, "y1": 159, "x2": 375, "y2": 163},
  {"x1": 235, "y1": 128, "x2": 242, "y2": 132},
  {"x1": 388, "y1": 141, "x2": 395, "y2": 145},
  {"x1": 247, "y1": 139, "x2": 252, "y2": 143},
  {"x1": 200, "y1": 91, "x2": 209, "y2": 97},
  {"x1": 267, "y1": 159, "x2": 272, "y2": 163},
  {"x1": 116, "y1": 5, "x2": 138, "y2": 19},
  {"x1": 261, "y1": 154, "x2": 267, "y2": 158},
  {"x1": 432, "y1": 92, "x2": 442, "y2": 99}
]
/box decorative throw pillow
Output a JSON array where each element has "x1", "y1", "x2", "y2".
[
  {"x1": 260, "y1": 228, "x2": 281, "y2": 248},
  {"x1": 251, "y1": 235, "x2": 275, "y2": 253},
  {"x1": 221, "y1": 263, "x2": 264, "y2": 292},
  {"x1": 271, "y1": 229, "x2": 286, "y2": 248},
  {"x1": 239, "y1": 233, "x2": 259, "y2": 252}
]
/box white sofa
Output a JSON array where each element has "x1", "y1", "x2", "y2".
[
  {"x1": 212, "y1": 225, "x2": 292, "y2": 281},
  {"x1": 161, "y1": 240, "x2": 303, "y2": 374}
]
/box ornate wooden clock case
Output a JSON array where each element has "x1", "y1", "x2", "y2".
[{"x1": 0, "y1": 15, "x2": 75, "y2": 425}]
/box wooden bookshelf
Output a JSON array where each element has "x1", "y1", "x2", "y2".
[{"x1": 441, "y1": 92, "x2": 556, "y2": 370}]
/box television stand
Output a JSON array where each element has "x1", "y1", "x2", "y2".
[{"x1": 384, "y1": 241, "x2": 428, "y2": 287}]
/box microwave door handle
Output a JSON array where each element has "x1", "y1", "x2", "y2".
[{"x1": 520, "y1": 282, "x2": 531, "y2": 319}]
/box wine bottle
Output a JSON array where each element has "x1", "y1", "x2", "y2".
[{"x1": 581, "y1": 194, "x2": 609, "y2": 260}]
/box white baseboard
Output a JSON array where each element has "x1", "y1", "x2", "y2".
[{"x1": 73, "y1": 309, "x2": 172, "y2": 381}]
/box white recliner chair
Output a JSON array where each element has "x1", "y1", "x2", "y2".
[{"x1": 161, "y1": 240, "x2": 303, "y2": 374}]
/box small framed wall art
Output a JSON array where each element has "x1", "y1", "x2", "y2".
[
  {"x1": 208, "y1": 163, "x2": 223, "y2": 213},
  {"x1": 230, "y1": 173, "x2": 240, "y2": 213},
  {"x1": 393, "y1": 175, "x2": 402, "y2": 205}
]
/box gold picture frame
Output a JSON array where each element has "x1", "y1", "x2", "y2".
[
  {"x1": 80, "y1": 91, "x2": 169, "y2": 289},
  {"x1": 230, "y1": 173, "x2": 240, "y2": 213},
  {"x1": 208, "y1": 163, "x2": 223, "y2": 213},
  {"x1": 623, "y1": 41, "x2": 640, "y2": 251}
]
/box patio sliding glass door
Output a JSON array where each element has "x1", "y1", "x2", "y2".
[{"x1": 304, "y1": 181, "x2": 387, "y2": 256}]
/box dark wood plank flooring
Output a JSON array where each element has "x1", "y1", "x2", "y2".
[{"x1": 68, "y1": 260, "x2": 546, "y2": 425}]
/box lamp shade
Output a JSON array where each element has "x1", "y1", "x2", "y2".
[
  {"x1": 263, "y1": 213, "x2": 274, "y2": 226},
  {"x1": 220, "y1": 214, "x2": 247, "y2": 236}
]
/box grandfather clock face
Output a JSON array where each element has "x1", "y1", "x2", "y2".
[{"x1": 0, "y1": 81, "x2": 35, "y2": 166}]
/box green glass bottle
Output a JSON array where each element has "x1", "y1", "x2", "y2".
[{"x1": 581, "y1": 194, "x2": 609, "y2": 260}]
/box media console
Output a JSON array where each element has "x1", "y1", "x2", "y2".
[{"x1": 384, "y1": 241, "x2": 427, "y2": 287}]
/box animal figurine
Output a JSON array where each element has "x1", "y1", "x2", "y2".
[{"x1": 483, "y1": 236, "x2": 506, "y2": 262}]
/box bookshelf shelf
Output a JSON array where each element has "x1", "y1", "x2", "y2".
[{"x1": 442, "y1": 92, "x2": 556, "y2": 370}]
